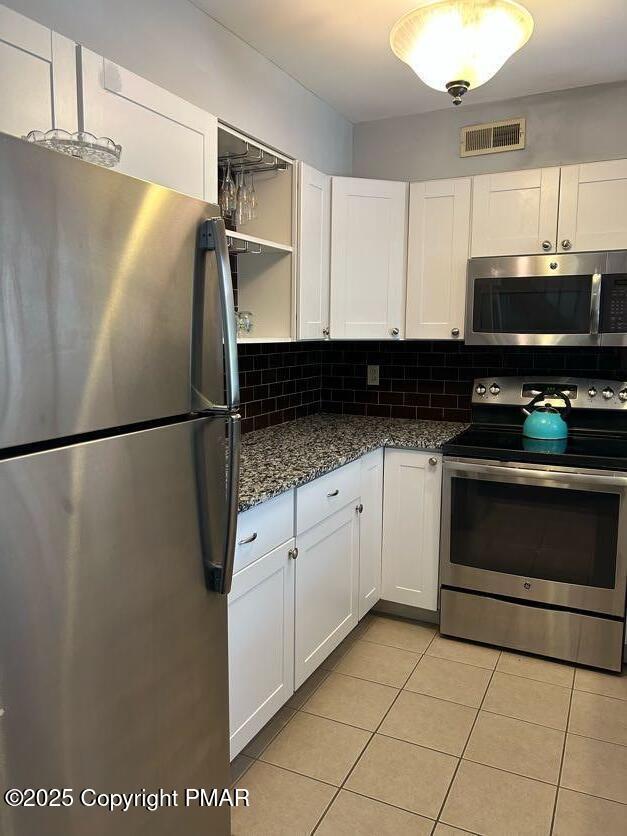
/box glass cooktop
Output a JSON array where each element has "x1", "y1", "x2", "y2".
[{"x1": 443, "y1": 426, "x2": 627, "y2": 471}]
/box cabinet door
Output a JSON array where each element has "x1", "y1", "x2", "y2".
[
  {"x1": 298, "y1": 162, "x2": 330, "y2": 340},
  {"x1": 295, "y1": 504, "x2": 359, "y2": 688},
  {"x1": 406, "y1": 178, "x2": 471, "y2": 340},
  {"x1": 382, "y1": 450, "x2": 442, "y2": 611},
  {"x1": 78, "y1": 47, "x2": 217, "y2": 202},
  {"x1": 330, "y1": 177, "x2": 408, "y2": 339},
  {"x1": 471, "y1": 168, "x2": 560, "y2": 257},
  {"x1": 0, "y1": 5, "x2": 76, "y2": 138},
  {"x1": 359, "y1": 449, "x2": 383, "y2": 619},
  {"x1": 228, "y1": 539, "x2": 295, "y2": 759},
  {"x1": 558, "y1": 160, "x2": 627, "y2": 253}
]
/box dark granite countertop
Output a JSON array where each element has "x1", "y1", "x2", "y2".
[{"x1": 238, "y1": 413, "x2": 468, "y2": 511}]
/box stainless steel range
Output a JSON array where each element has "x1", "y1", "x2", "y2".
[{"x1": 440, "y1": 376, "x2": 627, "y2": 672}]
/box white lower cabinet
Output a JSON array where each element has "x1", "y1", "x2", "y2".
[
  {"x1": 382, "y1": 449, "x2": 442, "y2": 611},
  {"x1": 228, "y1": 538, "x2": 295, "y2": 759},
  {"x1": 358, "y1": 449, "x2": 383, "y2": 619},
  {"x1": 294, "y1": 502, "x2": 359, "y2": 689}
]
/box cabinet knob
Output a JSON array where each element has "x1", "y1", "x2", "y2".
[
  {"x1": 541, "y1": 240, "x2": 552, "y2": 251},
  {"x1": 561, "y1": 239, "x2": 572, "y2": 250},
  {"x1": 451, "y1": 327, "x2": 460, "y2": 337},
  {"x1": 356, "y1": 503, "x2": 364, "y2": 514},
  {"x1": 322, "y1": 327, "x2": 330, "y2": 337},
  {"x1": 390, "y1": 327, "x2": 400, "y2": 337},
  {"x1": 288, "y1": 547, "x2": 299, "y2": 560},
  {"x1": 429, "y1": 457, "x2": 438, "y2": 466}
]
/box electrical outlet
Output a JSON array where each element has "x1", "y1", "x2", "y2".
[{"x1": 367, "y1": 365, "x2": 380, "y2": 386}]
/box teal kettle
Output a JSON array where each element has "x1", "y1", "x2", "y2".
[{"x1": 522, "y1": 390, "x2": 571, "y2": 440}]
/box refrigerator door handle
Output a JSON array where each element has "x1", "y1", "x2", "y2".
[
  {"x1": 194, "y1": 216, "x2": 240, "y2": 413},
  {"x1": 198, "y1": 414, "x2": 241, "y2": 595},
  {"x1": 221, "y1": 413, "x2": 241, "y2": 595}
]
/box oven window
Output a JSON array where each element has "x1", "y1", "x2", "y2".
[
  {"x1": 473, "y1": 276, "x2": 592, "y2": 333},
  {"x1": 451, "y1": 478, "x2": 619, "y2": 588}
]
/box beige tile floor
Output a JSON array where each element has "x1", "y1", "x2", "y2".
[{"x1": 230, "y1": 614, "x2": 627, "y2": 835}]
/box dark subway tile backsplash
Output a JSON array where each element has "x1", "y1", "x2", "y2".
[
  {"x1": 237, "y1": 342, "x2": 322, "y2": 433},
  {"x1": 238, "y1": 340, "x2": 627, "y2": 432}
]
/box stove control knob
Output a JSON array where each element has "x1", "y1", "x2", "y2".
[
  {"x1": 489, "y1": 383, "x2": 501, "y2": 396},
  {"x1": 602, "y1": 387, "x2": 615, "y2": 400},
  {"x1": 619, "y1": 389, "x2": 627, "y2": 402},
  {"x1": 475, "y1": 384, "x2": 487, "y2": 396},
  {"x1": 588, "y1": 387, "x2": 597, "y2": 398}
]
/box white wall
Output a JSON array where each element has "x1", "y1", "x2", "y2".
[
  {"x1": 353, "y1": 81, "x2": 627, "y2": 182},
  {"x1": 4, "y1": 0, "x2": 353, "y2": 174}
]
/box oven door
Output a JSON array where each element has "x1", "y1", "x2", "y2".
[
  {"x1": 465, "y1": 253, "x2": 606, "y2": 346},
  {"x1": 441, "y1": 458, "x2": 627, "y2": 616}
]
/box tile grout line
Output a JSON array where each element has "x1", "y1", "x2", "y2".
[
  {"x1": 566, "y1": 729, "x2": 627, "y2": 749},
  {"x1": 549, "y1": 679, "x2": 575, "y2": 835},
  {"x1": 311, "y1": 632, "x2": 434, "y2": 833},
  {"x1": 234, "y1": 622, "x2": 626, "y2": 832},
  {"x1": 433, "y1": 650, "x2": 502, "y2": 827}
]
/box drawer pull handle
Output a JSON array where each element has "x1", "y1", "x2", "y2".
[
  {"x1": 238, "y1": 532, "x2": 258, "y2": 545},
  {"x1": 327, "y1": 489, "x2": 340, "y2": 497}
]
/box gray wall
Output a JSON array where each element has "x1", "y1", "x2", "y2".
[
  {"x1": 5, "y1": 0, "x2": 353, "y2": 174},
  {"x1": 353, "y1": 81, "x2": 627, "y2": 182}
]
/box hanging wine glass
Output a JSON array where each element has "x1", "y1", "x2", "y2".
[
  {"x1": 235, "y1": 170, "x2": 250, "y2": 227},
  {"x1": 226, "y1": 160, "x2": 237, "y2": 214},
  {"x1": 249, "y1": 173, "x2": 258, "y2": 220},
  {"x1": 219, "y1": 164, "x2": 230, "y2": 217}
]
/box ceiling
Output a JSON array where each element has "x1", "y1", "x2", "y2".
[{"x1": 190, "y1": 0, "x2": 627, "y2": 123}]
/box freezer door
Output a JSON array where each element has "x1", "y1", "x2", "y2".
[
  {"x1": 0, "y1": 418, "x2": 234, "y2": 836},
  {"x1": 0, "y1": 132, "x2": 229, "y2": 448}
]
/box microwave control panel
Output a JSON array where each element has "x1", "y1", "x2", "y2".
[{"x1": 600, "y1": 275, "x2": 627, "y2": 332}]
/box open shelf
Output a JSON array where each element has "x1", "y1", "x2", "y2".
[
  {"x1": 227, "y1": 230, "x2": 293, "y2": 255},
  {"x1": 220, "y1": 122, "x2": 296, "y2": 343},
  {"x1": 218, "y1": 123, "x2": 294, "y2": 249}
]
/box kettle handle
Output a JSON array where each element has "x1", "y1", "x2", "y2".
[
  {"x1": 556, "y1": 390, "x2": 572, "y2": 418},
  {"x1": 522, "y1": 391, "x2": 545, "y2": 416},
  {"x1": 522, "y1": 390, "x2": 572, "y2": 417}
]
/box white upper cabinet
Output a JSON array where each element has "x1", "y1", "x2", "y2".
[
  {"x1": 471, "y1": 167, "x2": 560, "y2": 257},
  {"x1": 558, "y1": 159, "x2": 627, "y2": 253},
  {"x1": 78, "y1": 47, "x2": 217, "y2": 202},
  {"x1": 406, "y1": 178, "x2": 471, "y2": 341},
  {"x1": 0, "y1": 5, "x2": 77, "y2": 138},
  {"x1": 297, "y1": 162, "x2": 331, "y2": 340},
  {"x1": 382, "y1": 449, "x2": 442, "y2": 611},
  {"x1": 330, "y1": 177, "x2": 408, "y2": 339}
]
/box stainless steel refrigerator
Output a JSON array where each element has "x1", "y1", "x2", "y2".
[{"x1": 0, "y1": 132, "x2": 239, "y2": 836}]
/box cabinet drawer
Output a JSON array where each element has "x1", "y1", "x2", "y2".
[
  {"x1": 234, "y1": 490, "x2": 295, "y2": 575},
  {"x1": 296, "y1": 459, "x2": 360, "y2": 534}
]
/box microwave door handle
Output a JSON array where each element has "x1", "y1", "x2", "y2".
[
  {"x1": 590, "y1": 272, "x2": 602, "y2": 335},
  {"x1": 194, "y1": 217, "x2": 240, "y2": 413}
]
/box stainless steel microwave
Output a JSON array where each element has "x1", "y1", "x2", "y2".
[{"x1": 465, "y1": 251, "x2": 627, "y2": 346}]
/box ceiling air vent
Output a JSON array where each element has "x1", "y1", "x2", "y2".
[{"x1": 460, "y1": 118, "x2": 526, "y2": 157}]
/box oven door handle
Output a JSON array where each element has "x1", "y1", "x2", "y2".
[{"x1": 445, "y1": 460, "x2": 627, "y2": 488}]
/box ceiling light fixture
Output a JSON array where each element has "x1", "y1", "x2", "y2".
[{"x1": 390, "y1": 0, "x2": 534, "y2": 105}]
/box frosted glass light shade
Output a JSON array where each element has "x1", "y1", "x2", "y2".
[{"x1": 390, "y1": 0, "x2": 534, "y2": 95}]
